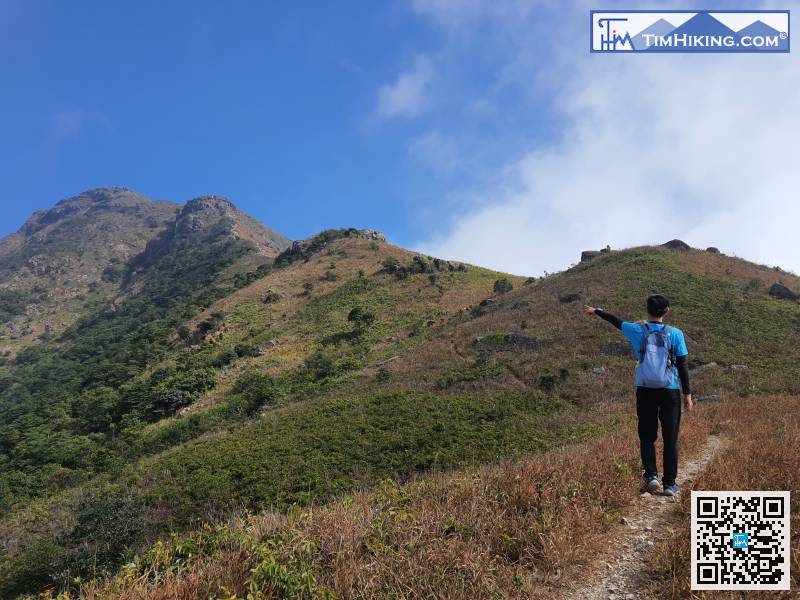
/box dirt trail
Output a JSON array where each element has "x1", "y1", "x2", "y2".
[{"x1": 565, "y1": 433, "x2": 726, "y2": 600}]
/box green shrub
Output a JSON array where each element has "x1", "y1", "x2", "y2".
[
  {"x1": 381, "y1": 257, "x2": 406, "y2": 278},
  {"x1": 493, "y1": 278, "x2": 513, "y2": 294},
  {"x1": 0, "y1": 289, "x2": 33, "y2": 322},
  {"x1": 0, "y1": 536, "x2": 66, "y2": 598},
  {"x1": 347, "y1": 307, "x2": 376, "y2": 332},
  {"x1": 262, "y1": 290, "x2": 281, "y2": 304},
  {"x1": 235, "y1": 342, "x2": 262, "y2": 358},
  {"x1": 232, "y1": 371, "x2": 281, "y2": 414},
  {"x1": 212, "y1": 348, "x2": 238, "y2": 368},
  {"x1": 304, "y1": 349, "x2": 339, "y2": 380},
  {"x1": 67, "y1": 488, "x2": 144, "y2": 578},
  {"x1": 71, "y1": 387, "x2": 120, "y2": 433}
]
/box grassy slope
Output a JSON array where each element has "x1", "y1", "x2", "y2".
[
  {"x1": 73, "y1": 395, "x2": 800, "y2": 599},
  {"x1": 388, "y1": 246, "x2": 800, "y2": 402},
  {"x1": 6, "y1": 240, "x2": 800, "y2": 598}
]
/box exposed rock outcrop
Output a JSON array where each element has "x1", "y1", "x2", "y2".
[
  {"x1": 662, "y1": 239, "x2": 691, "y2": 251},
  {"x1": 580, "y1": 245, "x2": 611, "y2": 263},
  {"x1": 768, "y1": 282, "x2": 798, "y2": 302}
]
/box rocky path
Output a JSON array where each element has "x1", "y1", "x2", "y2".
[{"x1": 565, "y1": 433, "x2": 726, "y2": 600}]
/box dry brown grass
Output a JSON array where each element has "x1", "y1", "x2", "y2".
[
  {"x1": 668, "y1": 248, "x2": 800, "y2": 289},
  {"x1": 71, "y1": 394, "x2": 757, "y2": 600},
  {"x1": 647, "y1": 394, "x2": 800, "y2": 598}
]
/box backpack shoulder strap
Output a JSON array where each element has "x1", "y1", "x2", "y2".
[
  {"x1": 660, "y1": 324, "x2": 675, "y2": 364},
  {"x1": 637, "y1": 320, "x2": 650, "y2": 355}
]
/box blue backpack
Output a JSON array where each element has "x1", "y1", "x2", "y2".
[{"x1": 637, "y1": 321, "x2": 675, "y2": 388}]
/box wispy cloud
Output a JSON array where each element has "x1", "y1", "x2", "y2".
[
  {"x1": 408, "y1": 130, "x2": 460, "y2": 175},
  {"x1": 46, "y1": 109, "x2": 111, "y2": 149},
  {"x1": 413, "y1": 1, "x2": 800, "y2": 276},
  {"x1": 373, "y1": 55, "x2": 435, "y2": 121}
]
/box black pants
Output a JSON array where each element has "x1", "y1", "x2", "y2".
[{"x1": 636, "y1": 387, "x2": 682, "y2": 486}]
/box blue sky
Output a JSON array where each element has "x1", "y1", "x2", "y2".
[
  {"x1": 1, "y1": 1, "x2": 798, "y2": 276},
  {"x1": 0, "y1": 1, "x2": 551, "y2": 248},
  {"x1": 0, "y1": 1, "x2": 437, "y2": 240}
]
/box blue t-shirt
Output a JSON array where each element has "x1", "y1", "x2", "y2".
[{"x1": 620, "y1": 321, "x2": 689, "y2": 389}]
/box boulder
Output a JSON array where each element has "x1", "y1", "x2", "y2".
[
  {"x1": 662, "y1": 239, "x2": 691, "y2": 251},
  {"x1": 592, "y1": 367, "x2": 607, "y2": 375},
  {"x1": 690, "y1": 362, "x2": 718, "y2": 375},
  {"x1": 706, "y1": 246, "x2": 720, "y2": 254},
  {"x1": 768, "y1": 282, "x2": 798, "y2": 302},
  {"x1": 357, "y1": 229, "x2": 386, "y2": 242},
  {"x1": 581, "y1": 250, "x2": 603, "y2": 262}
]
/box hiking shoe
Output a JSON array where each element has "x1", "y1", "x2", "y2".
[
  {"x1": 642, "y1": 476, "x2": 661, "y2": 494},
  {"x1": 663, "y1": 484, "x2": 680, "y2": 497}
]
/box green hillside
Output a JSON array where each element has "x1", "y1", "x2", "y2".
[{"x1": 0, "y1": 194, "x2": 799, "y2": 598}]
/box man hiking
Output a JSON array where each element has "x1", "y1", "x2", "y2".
[{"x1": 584, "y1": 294, "x2": 692, "y2": 496}]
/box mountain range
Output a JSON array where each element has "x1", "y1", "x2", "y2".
[{"x1": 1, "y1": 189, "x2": 799, "y2": 598}]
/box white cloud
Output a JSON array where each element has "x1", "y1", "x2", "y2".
[
  {"x1": 374, "y1": 55, "x2": 435, "y2": 120},
  {"x1": 414, "y1": 2, "x2": 800, "y2": 276}
]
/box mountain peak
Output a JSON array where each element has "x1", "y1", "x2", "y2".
[
  {"x1": 16, "y1": 188, "x2": 173, "y2": 238},
  {"x1": 182, "y1": 195, "x2": 237, "y2": 215},
  {"x1": 129, "y1": 195, "x2": 290, "y2": 275},
  {"x1": 54, "y1": 186, "x2": 139, "y2": 206}
]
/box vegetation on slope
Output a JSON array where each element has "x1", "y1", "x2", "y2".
[
  {"x1": 0, "y1": 233, "x2": 515, "y2": 597},
  {"x1": 59, "y1": 395, "x2": 800, "y2": 599},
  {"x1": 2, "y1": 229, "x2": 800, "y2": 598},
  {"x1": 0, "y1": 188, "x2": 179, "y2": 357},
  {"x1": 0, "y1": 216, "x2": 258, "y2": 510},
  {"x1": 385, "y1": 246, "x2": 800, "y2": 405}
]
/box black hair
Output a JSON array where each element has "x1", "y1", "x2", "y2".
[{"x1": 646, "y1": 294, "x2": 670, "y2": 317}]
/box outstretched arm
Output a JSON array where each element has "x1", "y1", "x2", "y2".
[
  {"x1": 584, "y1": 305, "x2": 623, "y2": 330},
  {"x1": 675, "y1": 355, "x2": 691, "y2": 395}
]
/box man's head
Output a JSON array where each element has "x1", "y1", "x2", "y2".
[{"x1": 646, "y1": 294, "x2": 670, "y2": 319}]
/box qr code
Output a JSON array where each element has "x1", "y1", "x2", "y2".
[{"x1": 691, "y1": 491, "x2": 790, "y2": 590}]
